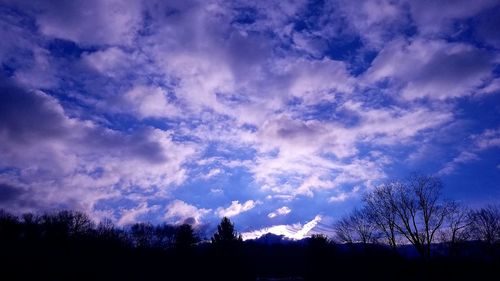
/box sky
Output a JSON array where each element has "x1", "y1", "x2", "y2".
[{"x1": 0, "y1": 0, "x2": 499, "y2": 239}]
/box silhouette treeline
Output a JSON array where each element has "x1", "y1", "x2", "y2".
[
  {"x1": 333, "y1": 174, "x2": 500, "y2": 257},
  {"x1": 0, "y1": 175, "x2": 499, "y2": 281}
]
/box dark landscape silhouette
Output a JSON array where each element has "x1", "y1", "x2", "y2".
[{"x1": 0, "y1": 174, "x2": 499, "y2": 281}]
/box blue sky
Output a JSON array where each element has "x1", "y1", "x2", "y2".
[{"x1": 0, "y1": 0, "x2": 499, "y2": 238}]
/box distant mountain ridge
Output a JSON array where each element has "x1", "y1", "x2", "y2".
[{"x1": 241, "y1": 215, "x2": 336, "y2": 241}]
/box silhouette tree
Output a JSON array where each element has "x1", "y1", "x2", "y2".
[
  {"x1": 348, "y1": 174, "x2": 450, "y2": 257},
  {"x1": 41, "y1": 210, "x2": 94, "y2": 240},
  {"x1": 130, "y1": 222, "x2": 155, "y2": 248},
  {"x1": 334, "y1": 215, "x2": 354, "y2": 243},
  {"x1": 364, "y1": 184, "x2": 398, "y2": 249},
  {"x1": 96, "y1": 218, "x2": 127, "y2": 245},
  {"x1": 333, "y1": 208, "x2": 378, "y2": 244},
  {"x1": 470, "y1": 205, "x2": 500, "y2": 244},
  {"x1": 389, "y1": 174, "x2": 449, "y2": 257},
  {"x1": 0, "y1": 210, "x2": 20, "y2": 242},
  {"x1": 211, "y1": 217, "x2": 242, "y2": 245},
  {"x1": 442, "y1": 202, "x2": 472, "y2": 244},
  {"x1": 154, "y1": 223, "x2": 177, "y2": 249},
  {"x1": 174, "y1": 224, "x2": 198, "y2": 248},
  {"x1": 21, "y1": 213, "x2": 43, "y2": 243},
  {"x1": 309, "y1": 234, "x2": 330, "y2": 246}
]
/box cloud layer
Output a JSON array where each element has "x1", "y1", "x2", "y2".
[{"x1": 0, "y1": 0, "x2": 499, "y2": 234}]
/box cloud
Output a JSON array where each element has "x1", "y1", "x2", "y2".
[
  {"x1": 268, "y1": 206, "x2": 291, "y2": 218},
  {"x1": 473, "y1": 128, "x2": 500, "y2": 150},
  {"x1": 201, "y1": 168, "x2": 222, "y2": 180},
  {"x1": 0, "y1": 183, "x2": 23, "y2": 203},
  {"x1": 248, "y1": 102, "x2": 451, "y2": 198},
  {"x1": 328, "y1": 192, "x2": 349, "y2": 203},
  {"x1": 334, "y1": 0, "x2": 407, "y2": 47},
  {"x1": 118, "y1": 202, "x2": 159, "y2": 226},
  {"x1": 164, "y1": 200, "x2": 211, "y2": 225},
  {"x1": 479, "y1": 78, "x2": 500, "y2": 95},
  {"x1": 438, "y1": 151, "x2": 480, "y2": 175},
  {"x1": 210, "y1": 188, "x2": 224, "y2": 195},
  {"x1": 365, "y1": 38, "x2": 495, "y2": 100},
  {"x1": 406, "y1": 0, "x2": 497, "y2": 35},
  {"x1": 1, "y1": 0, "x2": 499, "y2": 229},
  {"x1": 33, "y1": 0, "x2": 143, "y2": 45},
  {"x1": 286, "y1": 58, "x2": 354, "y2": 103},
  {"x1": 0, "y1": 77, "x2": 196, "y2": 215},
  {"x1": 123, "y1": 85, "x2": 180, "y2": 119},
  {"x1": 439, "y1": 127, "x2": 500, "y2": 175},
  {"x1": 82, "y1": 47, "x2": 135, "y2": 77},
  {"x1": 216, "y1": 200, "x2": 260, "y2": 218}
]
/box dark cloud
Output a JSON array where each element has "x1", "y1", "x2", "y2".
[
  {"x1": 0, "y1": 76, "x2": 167, "y2": 163},
  {"x1": 476, "y1": 6, "x2": 500, "y2": 48},
  {"x1": 366, "y1": 39, "x2": 495, "y2": 99},
  {"x1": 406, "y1": 0, "x2": 498, "y2": 35},
  {"x1": 0, "y1": 183, "x2": 23, "y2": 203},
  {"x1": 0, "y1": 76, "x2": 68, "y2": 144}
]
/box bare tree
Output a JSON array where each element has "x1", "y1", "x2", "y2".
[
  {"x1": 333, "y1": 216, "x2": 354, "y2": 244},
  {"x1": 333, "y1": 208, "x2": 378, "y2": 244},
  {"x1": 361, "y1": 174, "x2": 449, "y2": 257},
  {"x1": 388, "y1": 175, "x2": 450, "y2": 257},
  {"x1": 364, "y1": 184, "x2": 398, "y2": 249},
  {"x1": 469, "y1": 205, "x2": 500, "y2": 244},
  {"x1": 41, "y1": 210, "x2": 94, "y2": 238},
  {"x1": 352, "y1": 208, "x2": 379, "y2": 244},
  {"x1": 442, "y1": 202, "x2": 472, "y2": 244}
]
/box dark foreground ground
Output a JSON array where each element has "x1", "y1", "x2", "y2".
[{"x1": 1, "y1": 235, "x2": 499, "y2": 281}]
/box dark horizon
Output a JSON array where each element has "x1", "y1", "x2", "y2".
[{"x1": 1, "y1": 195, "x2": 499, "y2": 281}]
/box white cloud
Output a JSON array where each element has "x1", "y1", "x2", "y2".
[
  {"x1": 268, "y1": 206, "x2": 291, "y2": 218},
  {"x1": 164, "y1": 200, "x2": 211, "y2": 225},
  {"x1": 82, "y1": 47, "x2": 133, "y2": 77},
  {"x1": 439, "y1": 127, "x2": 500, "y2": 175},
  {"x1": 247, "y1": 101, "x2": 450, "y2": 199},
  {"x1": 438, "y1": 151, "x2": 480, "y2": 175},
  {"x1": 117, "y1": 203, "x2": 159, "y2": 226},
  {"x1": 473, "y1": 128, "x2": 500, "y2": 150},
  {"x1": 287, "y1": 58, "x2": 354, "y2": 103},
  {"x1": 328, "y1": 186, "x2": 360, "y2": 203},
  {"x1": 201, "y1": 168, "x2": 222, "y2": 180},
  {"x1": 210, "y1": 188, "x2": 224, "y2": 195},
  {"x1": 216, "y1": 200, "x2": 260, "y2": 218},
  {"x1": 479, "y1": 78, "x2": 500, "y2": 95},
  {"x1": 328, "y1": 192, "x2": 349, "y2": 203},
  {"x1": 124, "y1": 85, "x2": 180, "y2": 119}
]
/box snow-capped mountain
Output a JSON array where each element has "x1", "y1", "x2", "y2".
[{"x1": 241, "y1": 215, "x2": 335, "y2": 240}]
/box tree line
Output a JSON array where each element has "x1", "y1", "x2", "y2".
[
  {"x1": 0, "y1": 210, "x2": 242, "y2": 250},
  {"x1": 0, "y1": 173, "x2": 499, "y2": 280},
  {"x1": 333, "y1": 174, "x2": 500, "y2": 257}
]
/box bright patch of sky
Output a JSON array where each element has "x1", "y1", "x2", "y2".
[{"x1": 0, "y1": 0, "x2": 499, "y2": 238}]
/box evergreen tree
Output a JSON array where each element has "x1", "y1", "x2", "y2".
[
  {"x1": 175, "y1": 224, "x2": 198, "y2": 248},
  {"x1": 211, "y1": 217, "x2": 242, "y2": 245}
]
